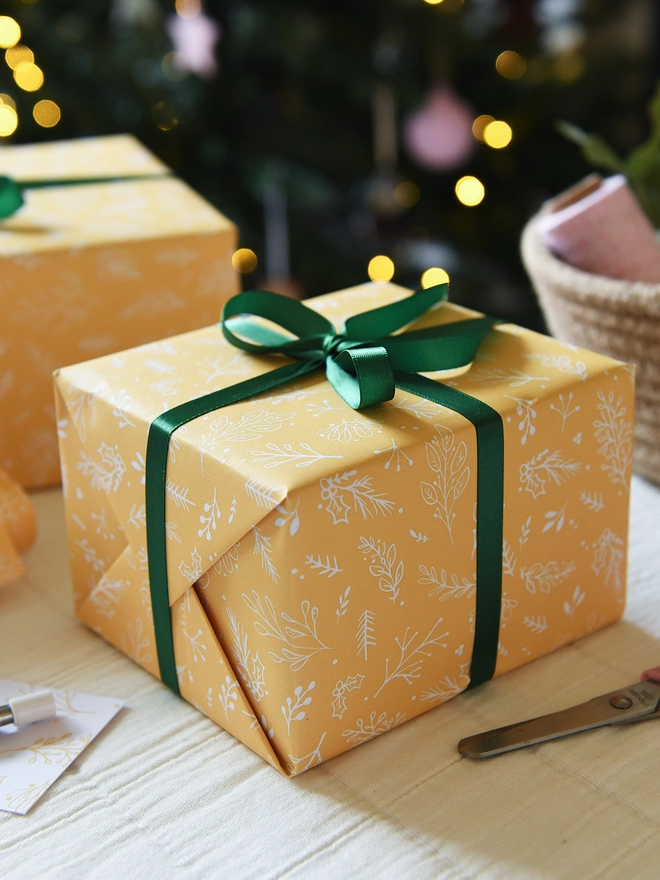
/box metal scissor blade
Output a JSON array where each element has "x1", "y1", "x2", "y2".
[{"x1": 459, "y1": 679, "x2": 660, "y2": 758}]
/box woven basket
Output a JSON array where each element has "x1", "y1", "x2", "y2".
[{"x1": 521, "y1": 214, "x2": 660, "y2": 485}]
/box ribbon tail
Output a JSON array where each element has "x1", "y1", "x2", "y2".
[
  {"x1": 393, "y1": 371, "x2": 504, "y2": 690},
  {"x1": 145, "y1": 359, "x2": 318, "y2": 695}
]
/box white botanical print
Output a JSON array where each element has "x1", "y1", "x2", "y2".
[
  {"x1": 374, "y1": 439, "x2": 414, "y2": 471},
  {"x1": 592, "y1": 527, "x2": 624, "y2": 592},
  {"x1": 356, "y1": 609, "x2": 376, "y2": 660},
  {"x1": 420, "y1": 424, "x2": 470, "y2": 543},
  {"x1": 91, "y1": 509, "x2": 114, "y2": 540},
  {"x1": 119, "y1": 618, "x2": 152, "y2": 665},
  {"x1": 526, "y1": 352, "x2": 587, "y2": 381},
  {"x1": 245, "y1": 477, "x2": 281, "y2": 508},
  {"x1": 420, "y1": 662, "x2": 470, "y2": 703},
  {"x1": 306, "y1": 398, "x2": 344, "y2": 417},
  {"x1": 90, "y1": 575, "x2": 125, "y2": 618},
  {"x1": 520, "y1": 560, "x2": 576, "y2": 594},
  {"x1": 523, "y1": 615, "x2": 548, "y2": 634},
  {"x1": 179, "y1": 548, "x2": 203, "y2": 582},
  {"x1": 469, "y1": 367, "x2": 550, "y2": 387},
  {"x1": 131, "y1": 451, "x2": 146, "y2": 485},
  {"x1": 227, "y1": 606, "x2": 267, "y2": 701},
  {"x1": 519, "y1": 516, "x2": 531, "y2": 549},
  {"x1": 165, "y1": 522, "x2": 181, "y2": 543},
  {"x1": 274, "y1": 498, "x2": 300, "y2": 535},
  {"x1": 128, "y1": 503, "x2": 146, "y2": 528},
  {"x1": 281, "y1": 681, "x2": 315, "y2": 733},
  {"x1": 77, "y1": 443, "x2": 126, "y2": 493},
  {"x1": 501, "y1": 593, "x2": 518, "y2": 621},
  {"x1": 218, "y1": 676, "x2": 239, "y2": 720},
  {"x1": 594, "y1": 391, "x2": 633, "y2": 488},
  {"x1": 0, "y1": 732, "x2": 92, "y2": 767},
  {"x1": 252, "y1": 442, "x2": 343, "y2": 468},
  {"x1": 336, "y1": 586, "x2": 351, "y2": 622},
  {"x1": 181, "y1": 624, "x2": 207, "y2": 663},
  {"x1": 519, "y1": 449, "x2": 582, "y2": 498},
  {"x1": 242, "y1": 591, "x2": 330, "y2": 671},
  {"x1": 213, "y1": 542, "x2": 240, "y2": 577},
  {"x1": 316, "y1": 417, "x2": 382, "y2": 442},
  {"x1": 320, "y1": 470, "x2": 395, "y2": 525},
  {"x1": 550, "y1": 392, "x2": 580, "y2": 430},
  {"x1": 199, "y1": 352, "x2": 252, "y2": 383},
  {"x1": 502, "y1": 540, "x2": 517, "y2": 577},
  {"x1": 252, "y1": 527, "x2": 279, "y2": 584},
  {"x1": 359, "y1": 537, "x2": 404, "y2": 603},
  {"x1": 109, "y1": 389, "x2": 134, "y2": 428},
  {"x1": 165, "y1": 480, "x2": 196, "y2": 512},
  {"x1": 564, "y1": 585, "x2": 586, "y2": 620},
  {"x1": 418, "y1": 566, "x2": 475, "y2": 601},
  {"x1": 306, "y1": 554, "x2": 342, "y2": 578},
  {"x1": 74, "y1": 539, "x2": 106, "y2": 572},
  {"x1": 199, "y1": 410, "x2": 292, "y2": 473},
  {"x1": 150, "y1": 377, "x2": 182, "y2": 397},
  {"x1": 390, "y1": 395, "x2": 443, "y2": 419},
  {"x1": 286, "y1": 732, "x2": 326, "y2": 775},
  {"x1": 342, "y1": 712, "x2": 406, "y2": 745},
  {"x1": 198, "y1": 487, "x2": 221, "y2": 541},
  {"x1": 409, "y1": 529, "x2": 430, "y2": 543},
  {"x1": 504, "y1": 396, "x2": 537, "y2": 445},
  {"x1": 375, "y1": 618, "x2": 448, "y2": 697},
  {"x1": 580, "y1": 491, "x2": 605, "y2": 512},
  {"x1": 543, "y1": 501, "x2": 568, "y2": 533},
  {"x1": 331, "y1": 674, "x2": 364, "y2": 719}
]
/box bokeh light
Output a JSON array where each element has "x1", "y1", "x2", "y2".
[
  {"x1": 421, "y1": 267, "x2": 450, "y2": 289},
  {"x1": 455, "y1": 176, "x2": 485, "y2": 206},
  {"x1": 394, "y1": 181, "x2": 420, "y2": 208},
  {"x1": 0, "y1": 17, "x2": 20, "y2": 49},
  {"x1": 232, "y1": 248, "x2": 258, "y2": 273},
  {"x1": 495, "y1": 51, "x2": 526, "y2": 80},
  {"x1": 368, "y1": 255, "x2": 395, "y2": 282},
  {"x1": 5, "y1": 45, "x2": 33, "y2": 70},
  {"x1": 0, "y1": 93, "x2": 16, "y2": 111},
  {"x1": 472, "y1": 114, "x2": 494, "y2": 141},
  {"x1": 33, "y1": 99, "x2": 61, "y2": 128},
  {"x1": 423, "y1": 0, "x2": 444, "y2": 4},
  {"x1": 483, "y1": 120, "x2": 512, "y2": 149},
  {"x1": 162, "y1": 51, "x2": 187, "y2": 82},
  {"x1": 152, "y1": 101, "x2": 179, "y2": 131},
  {"x1": 14, "y1": 62, "x2": 44, "y2": 92},
  {"x1": 175, "y1": 0, "x2": 202, "y2": 19},
  {"x1": 0, "y1": 104, "x2": 18, "y2": 137}
]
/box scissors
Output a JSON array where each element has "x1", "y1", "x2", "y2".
[{"x1": 459, "y1": 666, "x2": 660, "y2": 758}]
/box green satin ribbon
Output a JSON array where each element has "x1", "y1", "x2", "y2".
[
  {"x1": 145, "y1": 284, "x2": 504, "y2": 696},
  {"x1": 0, "y1": 173, "x2": 174, "y2": 220}
]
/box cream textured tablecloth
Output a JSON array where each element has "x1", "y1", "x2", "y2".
[{"x1": 2, "y1": 479, "x2": 659, "y2": 880}]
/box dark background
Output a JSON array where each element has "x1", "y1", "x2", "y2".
[{"x1": 4, "y1": 0, "x2": 658, "y2": 328}]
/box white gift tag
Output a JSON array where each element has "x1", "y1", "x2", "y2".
[{"x1": 0, "y1": 680, "x2": 124, "y2": 815}]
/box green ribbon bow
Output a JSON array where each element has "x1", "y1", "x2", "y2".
[
  {"x1": 146, "y1": 283, "x2": 504, "y2": 697},
  {"x1": 0, "y1": 173, "x2": 173, "y2": 220}
]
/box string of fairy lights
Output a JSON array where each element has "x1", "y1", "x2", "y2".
[{"x1": 0, "y1": 15, "x2": 61, "y2": 136}]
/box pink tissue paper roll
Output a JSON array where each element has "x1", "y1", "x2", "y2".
[{"x1": 538, "y1": 174, "x2": 660, "y2": 283}]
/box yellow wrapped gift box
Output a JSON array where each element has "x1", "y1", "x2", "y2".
[
  {"x1": 0, "y1": 134, "x2": 238, "y2": 489},
  {"x1": 54, "y1": 282, "x2": 634, "y2": 775}
]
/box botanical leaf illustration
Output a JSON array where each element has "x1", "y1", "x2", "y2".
[
  {"x1": 242, "y1": 591, "x2": 330, "y2": 671},
  {"x1": 502, "y1": 540, "x2": 517, "y2": 577},
  {"x1": 564, "y1": 585, "x2": 586, "y2": 620},
  {"x1": 178, "y1": 548, "x2": 203, "y2": 583},
  {"x1": 519, "y1": 449, "x2": 582, "y2": 499},
  {"x1": 165, "y1": 480, "x2": 196, "y2": 512},
  {"x1": 520, "y1": 560, "x2": 576, "y2": 594},
  {"x1": 245, "y1": 477, "x2": 281, "y2": 509},
  {"x1": 286, "y1": 732, "x2": 326, "y2": 775},
  {"x1": 594, "y1": 391, "x2": 633, "y2": 488},
  {"x1": 418, "y1": 566, "x2": 475, "y2": 601},
  {"x1": 580, "y1": 491, "x2": 605, "y2": 512},
  {"x1": 374, "y1": 439, "x2": 414, "y2": 471},
  {"x1": 252, "y1": 442, "x2": 343, "y2": 468},
  {"x1": 526, "y1": 352, "x2": 587, "y2": 381},
  {"x1": 420, "y1": 663, "x2": 470, "y2": 703},
  {"x1": 523, "y1": 615, "x2": 548, "y2": 634},
  {"x1": 342, "y1": 712, "x2": 406, "y2": 745},
  {"x1": 504, "y1": 395, "x2": 537, "y2": 445},
  {"x1": 420, "y1": 424, "x2": 470, "y2": 543},
  {"x1": 469, "y1": 367, "x2": 551, "y2": 387},
  {"x1": 331, "y1": 674, "x2": 365, "y2": 719},
  {"x1": 375, "y1": 618, "x2": 448, "y2": 697},
  {"x1": 592, "y1": 527, "x2": 624, "y2": 592},
  {"x1": 90, "y1": 575, "x2": 125, "y2": 618},
  {"x1": 274, "y1": 498, "x2": 300, "y2": 535},
  {"x1": 281, "y1": 681, "x2": 315, "y2": 733},
  {"x1": 198, "y1": 487, "x2": 221, "y2": 540},
  {"x1": 227, "y1": 606, "x2": 267, "y2": 701},
  {"x1": 77, "y1": 443, "x2": 126, "y2": 493},
  {"x1": 305, "y1": 554, "x2": 342, "y2": 578},
  {"x1": 336, "y1": 586, "x2": 351, "y2": 622},
  {"x1": 356, "y1": 609, "x2": 376, "y2": 660},
  {"x1": 252, "y1": 527, "x2": 279, "y2": 584},
  {"x1": 320, "y1": 470, "x2": 395, "y2": 525},
  {"x1": 550, "y1": 392, "x2": 580, "y2": 430},
  {"x1": 542, "y1": 501, "x2": 568, "y2": 533},
  {"x1": 316, "y1": 417, "x2": 382, "y2": 442},
  {"x1": 359, "y1": 537, "x2": 404, "y2": 603}
]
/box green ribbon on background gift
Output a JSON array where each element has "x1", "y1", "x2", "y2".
[
  {"x1": 145, "y1": 283, "x2": 504, "y2": 697},
  {"x1": 0, "y1": 173, "x2": 173, "y2": 220}
]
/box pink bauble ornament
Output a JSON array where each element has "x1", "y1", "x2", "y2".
[
  {"x1": 166, "y1": 12, "x2": 221, "y2": 79},
  {"x1": 404, "y1": 85, "x2": 476, "y2": 171}
]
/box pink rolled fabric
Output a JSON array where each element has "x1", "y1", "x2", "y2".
[{"x1": 538, "y1": 174, "x2": 660, "y2": 283}]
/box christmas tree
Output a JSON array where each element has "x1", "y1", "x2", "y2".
[{"x1": 0, "y1": 0, "x2": 655, "y2": 328}]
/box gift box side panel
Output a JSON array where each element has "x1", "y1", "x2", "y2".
[
  {"x1": 3, "y1": 229, "x2": 238, "y2": 489},
  {"x1": 54, "y1": 381, "x2": 127, "y2": 610}
]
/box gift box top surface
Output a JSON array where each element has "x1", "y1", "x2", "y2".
[
  {"x1": 0, "y1": 134, "x2": 233, "y2": 256},
  {"x1": 56, "y1": 282, "x2": 631, "y2": 610}
]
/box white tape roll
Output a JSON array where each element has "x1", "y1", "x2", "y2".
[{"x1": 8, "y1": 689, "x2": 56, "y2": 726}]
